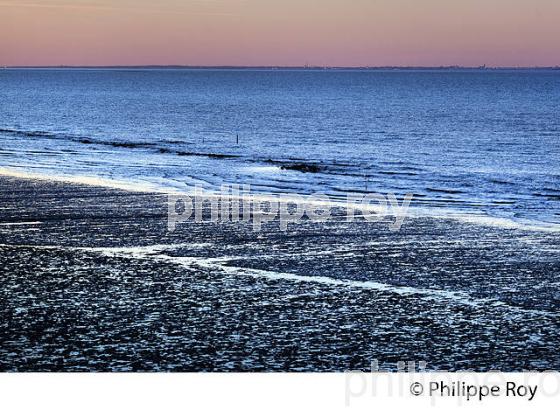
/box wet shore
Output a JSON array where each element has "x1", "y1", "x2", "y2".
[{"x1": 0, "y1": 175, "x2": 559, "y2": 371}]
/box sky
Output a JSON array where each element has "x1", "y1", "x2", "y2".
[{"x1": 1, "y1": 0, "x2": 559, "y2": 67}]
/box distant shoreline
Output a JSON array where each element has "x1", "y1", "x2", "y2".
[{"x1": 3, "y1": 65, "x2": 560, "y2": 71}]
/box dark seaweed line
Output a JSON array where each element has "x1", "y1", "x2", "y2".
[
  {"x1": 0, "y1": 127, "x2": 343, "y2": 174},
  {"x1": 1, "y1": 127, "x2": 417, "y2": 177}
]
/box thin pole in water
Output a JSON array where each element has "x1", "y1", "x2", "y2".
[{"x1": 236, "y1": 134, "x2": 239, "y2": 145}]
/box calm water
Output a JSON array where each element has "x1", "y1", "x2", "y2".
[{"x1": 1, "y1": 68, "x2": 559, "y2": 227}]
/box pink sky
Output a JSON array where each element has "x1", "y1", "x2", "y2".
[{"x1": 1, "y1": 0, "x2": 559, "y2": 67}]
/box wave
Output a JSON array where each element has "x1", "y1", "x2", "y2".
[
  {"x1": 426, "y1": 187, "x2": 465, "y2": 194},
  {"x1": 0, "y1": 127, "x2": 428, "y2": 179},
  {"x1": 77, "y1": 138, "x2": 157, "y2": 149},
  {"x1": 2, "y1": 165, "x2": 560, "y2": 233},
  {"x1": 0, "y1": 167, "x2": 162, "y2": 192},
  {"x1": 0, "y1": 127, "x2": 242, "y2": 161},
  {"x1": 2, "y1": 127, "x2": 559, "y2": 231},
  {"x1": 0, "y1": 127, "x2": 413, "y2": 178},
  {"x1": 488, "y1": 178, "x2": 516, "y2": 186},
  {"x1": 378, "y1": 170, "x2": 419, "y2": 176},
  {"x1": 266, "y1": 160, "x2": 324, "y2": 173},
  {"x1": 532, "y1": 193, "x2": 560, "y2": 201},
  {"x1": 0, "y1": 128, "x2": 59, "y2": 139}
]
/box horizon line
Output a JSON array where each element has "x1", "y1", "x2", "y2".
[{"x1": 3, "y1": 65, "x2": 560, "y2": 70}]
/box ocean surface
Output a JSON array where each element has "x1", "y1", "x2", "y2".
[{"x1": 1, "y1": 68, "x2": 559, "y2": 228}]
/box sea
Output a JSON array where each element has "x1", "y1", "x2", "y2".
[{"x1": 1, "y1": 68, "x2": 559, "y2": 229}]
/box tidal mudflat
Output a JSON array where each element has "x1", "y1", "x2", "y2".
[{"x1": 0, "y1": 176, "x2": 559, "y2": 371}]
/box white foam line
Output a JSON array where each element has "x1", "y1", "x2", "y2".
[
  {"x1": 416, "y1": 209, "x2": 560, "y2": 233},
  {"x1": 79, "y1": 243, "x2": 191, "y2": 258},
  {"x1": 165, "y1": 255, "x2": 557, "y2": 317},
  {"x1": 70, "y1": 243, "x2": 553, "y2": 316},
  {"x1": 0, "y1": 221, "x2": 43, "y2": 226},
  {"x1": 0, "y1": 242, "x2": 553, "y2": 316},
  {"x1": 0, "y1": 243, "x2": 60, "y2": 249},
  {"x1": 0, "y1": 167, "x2": 162, "y2": 193},
  {"x1": 3, "y1": 166, "x2": 559, "y2": 233},
  {"x1": 173, "y1": 254, "x2": 478, "y2": 304}
]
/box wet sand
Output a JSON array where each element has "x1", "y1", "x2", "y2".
[{"x1": 0, "y1": 175, "x2": 559, "y2": 371}]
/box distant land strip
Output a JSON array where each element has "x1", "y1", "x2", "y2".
[{"x1": 3, "y1": 65, "x2": 560, "y2": 70}]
